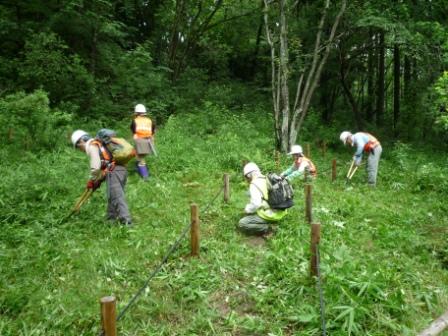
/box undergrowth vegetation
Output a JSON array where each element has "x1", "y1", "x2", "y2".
[{"x1": 1, "y1": 103, "x2": 447, "y2": 335}]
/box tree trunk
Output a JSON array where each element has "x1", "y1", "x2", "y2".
[
  {"x1": 279, "y1": 0, "x2": 290, "y2": 152},
  {"x1": 393, "y1": 43, "x2": 400, "y2": 137},
  {"x1": 264, "y1": 0, "x2": 346, "y2": 151},
  {"x1": 366, "y1": 29, "x2": 375, "y2": 122},
  {"x1": 168, "y1": 0, "x2": 186, "y2": 80},
  {"x1": 250, "y1": 1, "x2": 265, "y2": 79},
  {"x1": 339, "y1": 53, "x2": 363, "y2": 129},
  {"x1": 376, "y1": 31, "x2": 385, "y2": 126}
]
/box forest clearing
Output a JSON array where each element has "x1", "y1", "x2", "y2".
[{"x1": 1, "y1": 1, "x2": 448, "y2": 335}]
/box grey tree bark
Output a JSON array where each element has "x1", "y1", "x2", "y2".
[{"x1": 264, "y1": 0, "x2": 347, "y2": 151}]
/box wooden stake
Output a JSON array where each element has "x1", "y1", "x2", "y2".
[
  {"x1": 190, "y1": 203, "x2": 200, "y2": 257},
  {"x1": 418, "y1": 309, "x2": 448, "y2": 336},
  {"x1": 310, "y1": 223, "x2": 321, "y2": 277},
  {"x1": 100, "y1": 296, "x2": 117, "y2": 336},
  {"x1": 305, "y1": 184, "x2": 312, "y2": 224},
  {"x1": 305, "y1": 143, "x2": 311, "y2": 158},
  {"x1": 332, "y1": 159, "x2": 337, "y2": 182},
  {"x1": 223, "y1": 174, "x2": 230, "y2": 203},
  {"x1": 322, "y1": 141, "x2": 326, "y2": 158}
]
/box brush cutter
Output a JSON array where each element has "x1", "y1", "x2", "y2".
[
  {"x1": 61, "y1": 188, "x2": 93, "y2": 223},
  {"x1": 345, "y1": 160, "x2": 359, "y2": 184}
]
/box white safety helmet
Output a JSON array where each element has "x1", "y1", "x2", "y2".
[
  {"x1": 134, "y1": 104, "x2": 147, "y2": 114},
  {"x1": 340, "y1": 131, "x2": 352, "y2": 145},
  {"x1": 243, "y1": 162, "x2": 260, "y2": 177},
  {"x1": 288, "y1": 145, "x2": 303, "y2": 155},
  {"x1": 71, "y1": 130, "x2": 89, "y2": 148}
]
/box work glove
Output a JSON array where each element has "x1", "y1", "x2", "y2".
[{"x1": 86, "y1": 179, "x2": 102, "y2": 191}]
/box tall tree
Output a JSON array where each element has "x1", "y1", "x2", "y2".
[{"x1": 264, "y1": 0, "x2": 347, "y2": 151}]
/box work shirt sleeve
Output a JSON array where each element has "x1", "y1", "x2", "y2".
[
  {"x1": 281, "y1": 165, "x2": 294, "y2": 177},
  {"x1": 244, "y1": 184, "x2": 263, "y2": 214},
  {"x1": 86, "y1": 145, "x2": 102, "y2": 181},
  {"x1": 283, "y1": 163, "x2": 306, "y2": 181},
  {"x1": 353, "y1": 134, "x2": 365, "y2": 166}
]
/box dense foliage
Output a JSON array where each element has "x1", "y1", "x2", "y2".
[{"x1": 0, "y1": 1, "x2": 447, "y2": 141}]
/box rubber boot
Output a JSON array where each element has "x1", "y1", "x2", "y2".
[{"x1": 137, "y1": 164, "x2": 149, "y2": 181}]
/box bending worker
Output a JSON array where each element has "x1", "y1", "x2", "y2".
[
  {"x1": 130, "y1": 103, "x2": 156, "y2": 181},
  {"x1": 280, "y1": 145, "x2": 317, "y2": 181},
  {"x1": 71, "y1": 130, "x2": 132, "y2": 225},
  {"x1": 340, "y1": 131, "x2": 382, "y2": 186},
  {"x1": 238, "y1": 162, "x2": 287, "y2": 236}
]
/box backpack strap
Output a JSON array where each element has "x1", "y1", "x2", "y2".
[
  {"x1": 250, "y1": 176, "x2": 268, "y2": 201},
  {"x1": 91, "y1": 140, "x2": 115, "y2": 170}
]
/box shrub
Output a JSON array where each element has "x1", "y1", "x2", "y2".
[{"x1": 0, "y1": 90, "x2": 72, "y2": 150}]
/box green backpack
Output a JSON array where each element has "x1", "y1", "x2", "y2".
[{"x1": 96, "y1": 129, "x2": 135, "y2": 165}]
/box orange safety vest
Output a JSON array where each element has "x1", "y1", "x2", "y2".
[
  {"x1": 134, "y1": 116, "x2": 152, "y2": 138},
  {"x1": 360, "y1": 132, "x2": 380, "y2": 153},
  {"x1": 91, "y1": 140, "x2": 114, "y2": 171},
  {"x1": 295, "y1": 156, "x2": 317, "y2": 177}
]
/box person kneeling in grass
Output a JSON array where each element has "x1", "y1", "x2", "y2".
[
  {"x1": 238, "y1": 162, "x2": 287, "y2": 236},
  {"x1": 280, "y1": 145, "x2": 317, "y2": 182}
]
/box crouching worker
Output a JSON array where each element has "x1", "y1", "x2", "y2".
[
  {"x1": 71, "y1": 130, "x2": 132, "y2": 226},
  {"x1": 238, "y1": 162, "x2": 287, "y2": 236},
  {"x1": 131, "y1": 103, "x2": 156, "y2": 181},
  {"x1": 281, "y1": 145, "x2": 317, "y2": 182}
]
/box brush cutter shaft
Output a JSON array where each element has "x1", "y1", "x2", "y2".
[
  {"x1": 346, "y1": 160, "x2": 355, "y2": 178},
  {"x1": 348, "y1": 166, "x2": 358, "y2": 180},
  {"x1": 73, "y1": 189, "x2": 93, "y2": 212}
]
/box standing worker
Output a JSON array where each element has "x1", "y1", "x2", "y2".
[
  {"x1": 280, "y1": 145, "x2": 317, "y2": 181},
  {"x1": 130, "y1": 103, "x2": 156, "y2": 181},
  {"x1": 238, "y1": 162, "x2": 287, "y2": 236},
  {"x1": 71, "y1": 130, "x2": 132, "y2": 225},
  {"x1": 340, "y1": 131, "x2": 382, "y2": 186}
]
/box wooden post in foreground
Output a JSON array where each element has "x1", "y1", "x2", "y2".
[
  {"x1": 100, "y1": 296, "x2": 117, "y2": 336},
  {"x1": 305, "y1": 143, "x2": 311, "y2": 158},
  {"x1": 305, "y1": 184, "x2": 312, "y2": 224},
  {"x1": 418, "y1": 310, "x2": 448, "y2": 336},
  {"x1": 190, "y1": 203, "x2": 200, "y2": 257},
  {"x1": 223, "y1": 174, "x2": 230, "y2": 203},
  {"x1": 332, "y1": 159, "x2": 337, "y2": 182},
  {"x1": 310, "y1": 223, "x2": 321, "y2": 277}
]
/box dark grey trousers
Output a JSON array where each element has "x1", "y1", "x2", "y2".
[
  {"x1": 367, "y1": 145, "x2": 382, "y2": 185},
  {"x1": 238, "y1": 215, "x2": 270, "y2": 235},
  {"x1": 106, "y1": 165, "x2": 131, "y2": 222}
]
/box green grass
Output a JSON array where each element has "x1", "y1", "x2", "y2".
[{"x1": 1, "y1": 106, "x2": 448, "y2": 335}]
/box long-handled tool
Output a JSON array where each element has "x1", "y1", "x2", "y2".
[
  {"x1": 72, "y1": 188, "x2": 93, "y2": 213},
  {"x1": 345, "y1": 160, "x2": 360, "y2": 184},
  {"x1": 60, "y1": 189, "x2": 93, "y2": 223},
  {"x1": 345, "y1": 160, "x2": 355, "y2": 184},
  {"x1": 149, "y1": 139, "x2": 158, "y2": 157},
  {"x1": 348, "y1": 165, "x2": 358, "y2": 180}
]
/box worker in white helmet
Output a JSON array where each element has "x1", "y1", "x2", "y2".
[
  {"x1": 130, "y1": 103, "x2": 156, "y2": 181},
  {"x1": 71, "y1": 129, "x2": 132, "y2": 225},
  {"x1": 239, "y1": 162, "x2": 287, "y2": 236},
  {"x1": 280, "y1": 145, "x2": 317, "y2": 181},
  {"x1": 340, "y1": 131, "x2": 382, "y2": 186}
]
